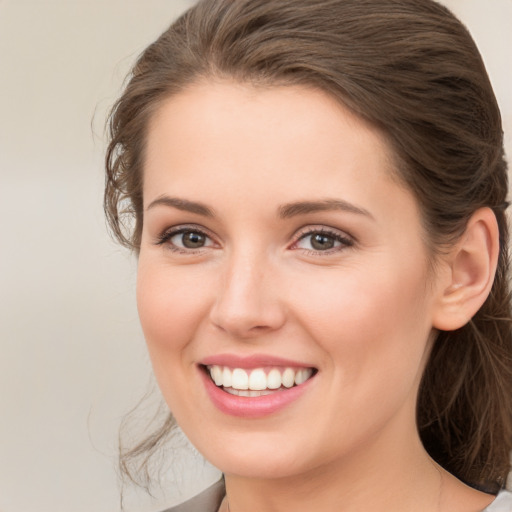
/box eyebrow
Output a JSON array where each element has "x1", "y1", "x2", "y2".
[
  {"x1": 146, "y1": 196, "x2": 214, "y2": 217},
  {"x1": 278, "y1": 199, "x2": 373, "y2": 219},
  {"x1": 146, "y1": 195, "x2": 372, "y2": 220}
]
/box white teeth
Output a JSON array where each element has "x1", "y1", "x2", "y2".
[
  {"x1": 231, "y1": 368, "x2": 249, "y2": 390},
  {"x1": 248, "y1": 369, "x2": 267, "y2": 391},
  {"x1": 222, "y1": 366, "x2": 232, "y2": 388},
  {"x1": 267, "y1": 368, "x2": 282, "y2": 389},
  {"x1": 281, "y1": 368, "x2": 295, "y2": 388},
  {"x1": 212, "y1": 365, "x2": 223, "y2": 386},
  {"x1": 295, "y1": 368, "x2": 313, "y2": 385},
  {"x1": 207, "y1": 365, "x2": 314, "y2": 392}
]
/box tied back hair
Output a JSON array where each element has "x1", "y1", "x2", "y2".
[{"x1": 105, "y1": 0, "x2": 512, "y2": 494}]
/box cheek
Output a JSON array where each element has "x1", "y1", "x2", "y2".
[
  {"x1": 288, "y1": 260, "x2": 433, "y2": 386},
  {"x1": 136, "y1": 260, "x2": 213, "y2": 370},
  {"x1": 293, "y1": 260, "x2": 429, "y2": 333},
  {"x1": 136, "y1": 259, "x2": 219, "y2": 424},
  {"x1": 287, "y1": 265, "x2": 433, "y2": 449}
]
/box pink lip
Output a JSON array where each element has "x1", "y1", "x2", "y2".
[
  {"x1": 199, "y1": 364, "x2": 316, "y2": 419},
  {"x1": 200, "y1": 353, "x2": 314, "y2": 369}
]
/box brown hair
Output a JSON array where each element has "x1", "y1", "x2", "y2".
[{"x1": 105, "y1": 0, "x2": 512, "y2": 494}]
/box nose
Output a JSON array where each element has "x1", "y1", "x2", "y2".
[{"x1": 209, "y1": 249, "x2": 286, "y2": 339}]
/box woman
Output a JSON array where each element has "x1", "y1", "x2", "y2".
[{"x1": 105, "y1": 0, "x2": 512, "y2": 510}]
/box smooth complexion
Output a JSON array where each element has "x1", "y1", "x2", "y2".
[{"x1": 137, "y1": 82, "x2": 496, "y2": 512}]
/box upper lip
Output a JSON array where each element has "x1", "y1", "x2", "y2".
[{"x1": 200, "y1": 353, "x2": 316, "y2": 369}]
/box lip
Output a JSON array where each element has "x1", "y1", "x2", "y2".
[
  {"x1": 200, "y1": 353, "x2": 314, "y2": 370},
  {"x1": 199, "y1": 358, "x2": 317, "y2": 418}
]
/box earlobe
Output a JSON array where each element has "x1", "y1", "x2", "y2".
[{"x1": 432, "y1": 208, "x2": 499, "y2": 331}]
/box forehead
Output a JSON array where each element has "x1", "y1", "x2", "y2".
[{"x1": 143, "y1": 81, "x2": 400, "y2": 199}]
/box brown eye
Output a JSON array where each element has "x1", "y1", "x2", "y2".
[
  {"x1": 157, "y1": 227, "x2": 214, "y2": 251},
  {"x1": 179, "y1": 231, "x2": 207, "y2": 249},
  {"x1": 310, "y1": 233, "x2": 336, "y2": 250},
  {"x1": 294, "y1": 228, "x2": 354, "y2": 253}
]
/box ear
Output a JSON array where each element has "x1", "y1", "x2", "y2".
[{"x1": 432, "y1": 207, "x2": 499, "y2": 331}]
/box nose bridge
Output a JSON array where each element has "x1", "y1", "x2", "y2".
[{"x1": 210, "y1": 244, "x2": 285, "y2": 337}]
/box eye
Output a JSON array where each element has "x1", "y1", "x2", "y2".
[
  {"x1": 173, "y1": 230, "x2": 209, "y2": 249},
  {"x1": 293, "y1": 228, "x2": 354, "y2": 253},
  {"x1": 156, "y1": 226, "x2": 215, "y2": 252}
]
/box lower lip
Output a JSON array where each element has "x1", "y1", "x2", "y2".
[{"x1": 200, "y1": 367, "x2": 315, "y2": 418}]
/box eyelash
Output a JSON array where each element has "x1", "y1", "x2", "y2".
[{"x1": 154, "y1": 225, "x2": 354, "y2": 255}]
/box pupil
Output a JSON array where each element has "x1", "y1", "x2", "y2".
[
  {"x1": 183, "y1": 231, "x2": 205, "y2": 248},
  {"x1": 311, "y1": 234, "x2": 334, "y2": 250}
]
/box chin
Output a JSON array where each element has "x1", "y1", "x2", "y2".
[
  {"x1": 190, "y1": 429, "x2": 323, "y2": 480},
  {"x1": 215, "y1": 453, "x2": 308, "y2": 480}
]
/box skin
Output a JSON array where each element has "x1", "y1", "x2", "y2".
[{"x1": 137, "y1": 81, "x2": 496, "y2": 511}]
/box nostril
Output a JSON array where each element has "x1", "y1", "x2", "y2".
[{"x1": 250, "y1": 325, "x2": 271, "y2": 331}]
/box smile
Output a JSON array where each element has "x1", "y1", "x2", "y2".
[
  {"x1": 199, "y1": 357, "x2": 318, "y2": 417},
  {"x1": 207, "y1": 365, "x2": 315, "y2": 397}
]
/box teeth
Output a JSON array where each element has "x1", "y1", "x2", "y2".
[
  {"x1": 282, "y1": 368, "x2": 295, "y2": 388},
  {"x1": 232, "y1": 368, "x2": 249, "y2": 390},
  {"x1": 212, "y1": 365, "x2": 223, "y2": 386},
  {"x1": 207, "y1": 365, "x2": 314, "y2": 391},
  {"x1": 225, "y1": 388, "x2": 274, "y2": 397},
  {"x1": 267, "y1": 368, "x2": 282, "y2": 389},
  {"x1": 295, "y1": 369, "x2": 311, "y2": 385},
  {"x1": 248, "y1": 369, "x2": 267, "y2": 390},
  {"x1": 222, "y1": 367, "x2": 232, "y2": 388}
]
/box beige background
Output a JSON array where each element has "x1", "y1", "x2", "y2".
[{"x1": 0, "y1": 1, "x2": 510, "y2": 511}]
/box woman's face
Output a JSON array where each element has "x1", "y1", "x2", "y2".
[{"x1": 138, "y1": 82, "x2": 445, "y2": 480}]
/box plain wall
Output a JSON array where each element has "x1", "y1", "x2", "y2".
[{"x1": 0, "y1": 1, "x2": 510, "y2": 511}]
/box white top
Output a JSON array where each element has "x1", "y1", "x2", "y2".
[{"x1": 485, "y1": 490, "x2": 512, "y2": 511}]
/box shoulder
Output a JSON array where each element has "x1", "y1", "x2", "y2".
[
  {"x1": 161, "y1": 480, "x2": 225, "y2": 512},
  {"x1": 484, "y1": 490, "x2": 512, "y2": 512}
]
